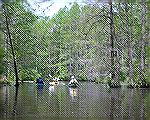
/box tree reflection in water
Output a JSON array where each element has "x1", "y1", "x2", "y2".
[
  {"x1": 0, "y1": 82, "x2": 150, "y2": 120},
  {"x1": 69, "y1": 88, "x2": 78, "y2": 100},
  {"x1": 12, "y1": 86, "x2": 19, "y2": 118},
  {"x1": 49, "y1": 85, "x2": 55, "y2": 94},
  {"x1": 37, "y1": 84, "x2": 44, "y2": 95}
]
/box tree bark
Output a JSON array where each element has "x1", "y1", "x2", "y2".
[
  {"x1": 124, "y1": 2, "x2": 134, "y2": 88},
  {"x1": 139, "y1": 0, "x2": 147, "y2": 87},
  {"x1": 3, "y1": 4, "x2": 19, "y2": 87},
  {"x1": 109, "y1": 0, "x2": 121, "y2": 88}
]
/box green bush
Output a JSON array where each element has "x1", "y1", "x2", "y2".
[
  {"x1": 0, "y1": 64, "x2": 4, "y2": 75},
  {"x1": 119, "y1": 71, "x2": 126, "y2": 82},
  {"x1": 58, "y1": 65, "x2": 69, "y2": 80},
  {"x1": 0, "y1": 48, "x2": 4, "y2": 75},
  {"x1": 7, "y1": 72, "x2": 15, "y2": 81},
  {"x1": 144, "y1": 68, "x2": 150, "y2": 84},
  {"x1": 78, "y1": 73, "x2": 87, "y2": 81},
  {"x1": 19, "y1": 68, "x2": 41, "y2": 81}
]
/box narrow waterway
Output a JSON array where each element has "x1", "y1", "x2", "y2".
[{"x1": 0, "y1": 82, "x2": 150, "y2": 120}]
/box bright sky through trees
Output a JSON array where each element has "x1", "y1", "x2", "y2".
[{"x1": 27, "y1": 0, "x2": 85, "y2": 17}]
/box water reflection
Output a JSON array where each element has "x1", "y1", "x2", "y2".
[
  {"x1": 0, "y1": 82, "x2": 150, "y2": 120},
  {"x1": 69, "y1": 88, "x2": 78, "y2": 100},
  {"x1": 12, "y1": 87, "x2": 19, "y2": 118},
  {"x1": 139, "y1": 89, "x2": 149, "y2": 120},
  {"x1": 0, "y1": 85, "x2": 9, "y2": 119},
  {"x1": 109, "y1": 88, "x2": 122, "y2": 119},
  {"x1": 49, "y1": 85, "x2": 55, "y2": 93},
  {"x1": 37, "y1": 84, "x2": 44, "y2": 95}
]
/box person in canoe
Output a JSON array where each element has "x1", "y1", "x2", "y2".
[
  {"x1": 49, "y1": 77, "x2": 59, "y2": 86},
  {"x1": 68, "y1": 76, "x2": 79, "y2": 88},
  {"x1": 36, "y1": 77, "x2": 44, "y2": 84}
]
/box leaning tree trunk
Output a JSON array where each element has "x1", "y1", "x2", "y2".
[
  {"x1": 139, "y1": 0, "x2": 148, "y2": 88},
  {"x1": 108, "y1": 0, "x2": 121, "y2": 88},
  {"x1": 2, "y1": 4, "x2": 19, "y2": 87},
  {"x1": 124, "y1": 2, "x2": 134, "y2": 88}
]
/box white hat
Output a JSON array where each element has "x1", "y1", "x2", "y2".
[{"x1": 71, "y1": 76, "x2": 75, "y2": 79}]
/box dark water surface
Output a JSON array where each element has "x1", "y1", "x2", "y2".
[{"x1": 0, "y1": 82, "x2": 150, "y2": 120}]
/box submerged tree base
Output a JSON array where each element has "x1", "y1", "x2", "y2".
[
  {"x1": 108, "y1": 79, "x2": 121, "y2": 88},
  {"x1": 109, "y1": 84, "x2": 121, "y2": 88},
  {"x1": 109, "y1": 82, "x2": 121, "y2": 88},
  {"x1": 14, "y1": 83, "x2": 20, "y2": 87},
  {"x1": 139, "y1": 83, "x2": 150, "y2": 88},
  {"x1": 127, "y1": 84, "x2": 134, "y2": 89},
  {"x1": 127, "y1": 82, "x2": 150, "y2": 88}
]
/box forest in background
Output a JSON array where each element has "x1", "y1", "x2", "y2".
[{"x1": 0, "y1": 0, "x2": 150, "y2": 88}]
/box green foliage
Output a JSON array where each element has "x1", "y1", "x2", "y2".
[
  {"x1": 119, "y1": 71, "x2": 126, "y2": 82},
  {"x1": 58, "y1": 65, "x2": 69, "y2": 80},
  {"x1": 19, "y1": 69, "x2": 41, "y2": 81},
  {"x1": 145, "y1": 71, "x2": 150, "y2": 84},
  {"x1": 78, "y1": 72, "x2": 87, "y2": 81},
  {"x1": 1, "y1": 1, "x2": 149, "y2": 86},
  {"x1": 0, "y1": 48, "x2": 4, "y2": 75},
  {"x1": 145, "y1": 45, "x2": 150, "y2": 84},
  {"x1": 7, "y1": 71, "x2": 15, "y2": 81},
  {"x1": 132, "y1": 60, "x2": 140, "y2": 82}
]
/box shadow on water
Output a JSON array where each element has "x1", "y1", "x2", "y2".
[
  {"x1": 108, "y1": 87, "x2": 150, "y2": 120},
  {"x1": 109, "y1": 88, "x2": 121, "y2": 119},
  {"x1": 139, "y1": 89, "x2": 150, "y2": 120},
  {"x1": 12, "y1": 86, "x2": 19, "y2": 119},
  {"x1": 0, "y1": 85, "x2": 9, "y2": 119}
]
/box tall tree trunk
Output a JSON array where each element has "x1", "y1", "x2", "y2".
[
  {"x1": 139, "y1": 0, "x2": 147, "y2": 87},
  {"x1": 124, "y1": 2, "x2": 134, "y2": 88},
  {"x1": 108, "y1": 0, "x2": 121, "y2": 88},
  {"x1": 3, "y1": 4, "x2": 19, "y2": 87}
]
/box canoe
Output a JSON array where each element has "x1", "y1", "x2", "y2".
[
  {"x1": 49, "y1": 81, "x2": 59, "y2": 86},
  {"x1": 37, "y1": 83, "x2": 44, "y2": 85},
  {"x1": 68, "y1": 82, "x2": 79, "y2": 88}
]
